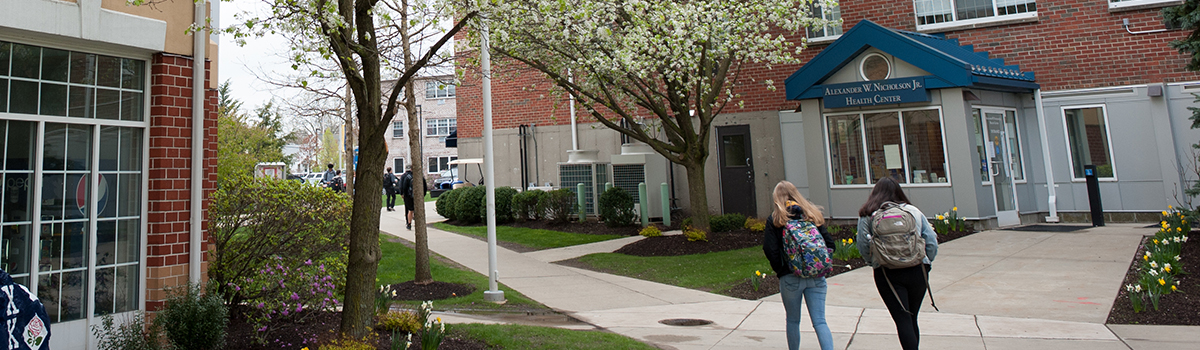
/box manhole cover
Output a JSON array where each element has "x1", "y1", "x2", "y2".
[{"x1": 658, "y1": 318, "x2": 713, "y2": 326}]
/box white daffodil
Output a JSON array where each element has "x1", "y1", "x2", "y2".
[
  {"x1": 1150, "y1": 261, "x2": 1158, "y2": 268},
  {"x1": 1149, "y1": 269, "x2": 1159, "y2": 276},
  {"x1": 1135, "y1": 284, "x2": 1143, "y2": 292}
]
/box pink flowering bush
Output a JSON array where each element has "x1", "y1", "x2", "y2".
[{"x1": 228, "y1": 257, "x2": 344, "y2": 347}]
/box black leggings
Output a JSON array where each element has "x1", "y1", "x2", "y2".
[
  {"x1": 873, "y1": 265, "x2": 930, "y2": 350},
  {"x1": 386, "y1": 193, "x2": 397, "y2": 208}
]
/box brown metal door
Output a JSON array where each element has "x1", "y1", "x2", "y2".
[{"x1": 717, "y1": 125, "x2": 756, "y2": 217}]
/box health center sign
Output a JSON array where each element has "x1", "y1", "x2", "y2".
[{"x1": 821, "y1": 77, "x2": 930, "y2": 108}]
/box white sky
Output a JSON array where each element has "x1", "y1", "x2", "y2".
[{"x1": 217, "y1": 0, "x2": 293, "y2": 112}]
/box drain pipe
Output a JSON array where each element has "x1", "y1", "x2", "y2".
[
  {"x1": 568, "y1": 72, "x2": 577, "y2": 151},
  {"x1": 189, "y1": 0, "x2": 207, "y2": 285},
  {"x1": 1034, "y1": 89, "x2": 1059, "y2": 222}
]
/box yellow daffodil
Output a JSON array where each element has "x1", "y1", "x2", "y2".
[
  {"x1": 437, "y1": 317, "x2": 442, "y2": 323},
  {"x1": 1159, "y1": 278, "x2": 1166, "y2": 285},
  {"x1": 1177, "y1": 227, "x2": 1182, "y2": 232},
  {"x1": 848, "y1": 238, "x2": 853, "y2": 244},
  {"x1": 937, "y1": 215, "x2": 945, "y2": 220},
  {"x1": 1154, "y1": 239, "x2": 1159, "y2": 245},
  {"x1": 1143, "y1": 254, "x2": 1149, "y2": 261},
  {"x1": 1162, "y1": 222, "x2": 1169, "y2": 229},
  {"x1": 756, "y1": 270, "x2": 761, "y2": 277},
  {"x1": 1172, "y1": 285, "x2": 1178, "y2": 292},
  {"x1": 953, "y1": 207, "x2": 958, "y2": 212},
  {"x1": 1169, "y1": 205, "x2": 1173, "y2": 209},
  {"x1": 1163, "y1": 211, "x2": 1169, "y2": 216}
]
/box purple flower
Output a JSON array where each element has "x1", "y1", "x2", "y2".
[
  {"x1": 258, "y1": 326, "x2": 268, "y2": 332},
  {"x1": 282, "y1": 309, "x2": 289, "y2": 316},
  {"x1": 257, "y1": 302, "x2": 265, "y2": 309},
  {"x1": 305, "y1": 259, "x2": 313, "y2": 265},
  {"x1": 234, "y1": 285, "x2": 241, "y2": 291},
  {"x1": 291, "y1": 292, "x2": 300, "y2": 301},
  {"x1": 295, "y1": 305, "x2": 303, "y2": 313}
]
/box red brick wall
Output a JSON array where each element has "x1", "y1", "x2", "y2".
[
  {"x1": 144, "y1": 53, "x2": 218, "y2": 311},
  {"x1": 458, "y1": 0, "x2": 1199, "y2": 137}
]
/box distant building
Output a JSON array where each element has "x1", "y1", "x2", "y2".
[{"x1": 384, "y1": 75, "x2": 458, "y2": 180}]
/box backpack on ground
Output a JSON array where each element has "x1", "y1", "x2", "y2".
[
  {"x1": 782, "y1": 219, "x2": 832, "y2": 278},
  {"x1": 867, "y1": 201, "x2": 938, "y2": 313}
]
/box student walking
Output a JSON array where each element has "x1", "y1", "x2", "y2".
[
  {"x1": 855, "y1": 176, "x2": 939, "y2": 350},
  {"x1": 384, "y1": 167, "x2": 400, "y2": 211},
  {"x1": 398, "y1": 165, "x2": 426, "y2": 230},
  {"x1": 763, "y1": 180, "x2": 835, "y2": 350}
]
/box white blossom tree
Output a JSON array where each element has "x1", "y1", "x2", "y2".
[{"x1": 479, "y1": 0, "x2": 835, "y2": 233}]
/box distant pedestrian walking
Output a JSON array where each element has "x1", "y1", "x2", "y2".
[
  {"x1": 384, "y1": 167, "x2": 400, "y2": 211},
  {"x1": 855, "y1": 176, "x2": 939, "y2": 350},
  {"x1": 763, "y1": 180, "x2": 835, "y2": 350},
  {"x1": 322, "y1": 163, "x2": 337, "y2": 190},
  {"x1": 399, "y1": 165, "x2": 426, "y2": 230}
]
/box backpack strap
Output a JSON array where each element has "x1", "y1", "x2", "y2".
[{"x1": 882, "y1": 265, "x2": 940, "y2": 314}]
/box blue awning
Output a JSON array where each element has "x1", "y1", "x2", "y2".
[{"x1": 785, "y1": 20, "x2": 1038, "y2": 101}]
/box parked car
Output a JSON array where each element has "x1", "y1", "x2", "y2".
[{"x1": 303, "y1": 172, "x2": 323, "y2": 185}]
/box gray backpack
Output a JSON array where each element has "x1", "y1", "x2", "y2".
[
  {"x1": 869, "y1": 202, "x2": 925, "y2": 269},
  {"x1": 868, "y1": 201, "x2": 938, "y2": 313}
]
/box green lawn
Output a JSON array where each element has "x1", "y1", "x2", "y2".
[
  {"x1": 573, "y1": 247, "x2": 773, "y2": 295},
  {"x1": 449, "y1": 324, "x2": 658, "y2": 350},
  {"x1": 432, "y1": 223, "x2": 626, "y2": 251},
  {"x1": 376, "y1": 234, "x2": 545, "y2": 311}
]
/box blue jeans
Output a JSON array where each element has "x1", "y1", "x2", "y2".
[{"x1": 779, "y1": 274, "x2": 834, "y2": 350}]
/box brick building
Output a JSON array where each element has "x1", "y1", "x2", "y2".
[
  {"x1": 457, "y1": 0, "x2": 1200, "y2": 225},
  {"x1": 0, "y1": 0, "x2": 218, "y2": 347},
  {"x1": 384, "y1": 75, "x2": 458, "y2": 181}
]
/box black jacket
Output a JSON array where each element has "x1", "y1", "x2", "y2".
[
  {"x1": 762, "y1": 207, "x2": 835, "y2": 278},
  {"x1": 384, "y1": 173, "x2": 400, "y2": 195}
]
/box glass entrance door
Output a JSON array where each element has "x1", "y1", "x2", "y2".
[{"x1": 984, "y1": 111, "x2": 1020, "y2": 226}]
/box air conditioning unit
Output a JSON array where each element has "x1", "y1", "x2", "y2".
[
  {"x1": 559, "y1": 150, "x2": 609, "y2": 217},
  {"x1": 610, "y1": 143, "x2": 669, "y2": 219}
]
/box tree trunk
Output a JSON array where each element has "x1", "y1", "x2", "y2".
[
  {"x1": 406, "y1": 84, "x2": 433, "y2": 284},
  {"x1": 683, "y1": 160, "x2": 711, "y2": 234},
  {"x1": 339, "y1": 116, "x2": 386, "y2": 339}
]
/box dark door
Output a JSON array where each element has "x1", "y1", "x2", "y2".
[{"x1": 717, "y1": 125, "x2": 756, "y2": 217}]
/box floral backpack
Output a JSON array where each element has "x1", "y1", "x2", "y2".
[{"x1": 783, "y1": 219, "x2": 832, "y2": 278}]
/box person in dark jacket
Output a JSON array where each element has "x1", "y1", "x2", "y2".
[
  {"x1": 398, "y1": 165, "x2": 426, "y2": 230},
  {"x1": 762, "y1": 180, "x2": 834, "y2": 350},
  {"x1": 384, "y1": 167, "x2": 400, "y2": 211}
]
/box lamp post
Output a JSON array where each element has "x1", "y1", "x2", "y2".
[{"x1": 481, "y1": 20, "x2": 505, "y2": 303}]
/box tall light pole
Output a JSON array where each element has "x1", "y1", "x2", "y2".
[{"x1": 481, "y1": 20, "x2": 505, "y2": 303}]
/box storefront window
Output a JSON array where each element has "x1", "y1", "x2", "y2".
[
  {"x1": 1, "y1": 41, "x2": 146, "y2": 323},
  {"x1": 827, "y1": 115, "x2": 865, "y2": 185},
  {"x1": 1064, "y1": 106, "x2": 1115, "y2": 179},
  {"x1": 903, "y1": 109, "x2": 948, "y2": 183},
  {"x1": 827, "y1": 108, "x2": 947, "y2": 186}
]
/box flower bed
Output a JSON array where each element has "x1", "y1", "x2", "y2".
[{"x1": 1107, "y1": 208, "x2": 1198, "y2": 325}]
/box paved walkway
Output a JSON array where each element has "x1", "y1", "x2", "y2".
[{"x1": 380, "y1": 203, "x2": 1199, "y2": 349}]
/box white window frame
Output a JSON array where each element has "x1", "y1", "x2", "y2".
[
  {"x1": 806, "y1": 2, "x2": 843, "y2": 43},
  {"x1": 973, "y1": 107, "x2": 1027, "y2": 185},
  {"x1": 427, "y1": 156, "x2": 457, "y2": 174},
  {"x1": 392, "y1": 121, "x2": 403, "y2": 138},
  {"x1": 913, "y1": 0, "x2": 1038, "y2": 32},
  {"x1": 1061, "y1": 104, "x2": 1118, "y2": 182},
  {"x1": 426, "y1": 118, "x2": 456, "y2": 137},
  {"x1": 424, "y1": 81, "x2": 456, "y2": 99},
  {"x1": 1108, "y1": 0, "x2": 1183, "y2": 11},
  {"x1": 0, "y1": 43, "x2": 151, "y2": 330},
  {"x1": 823, "y1": 106, "x2": 952, "y2": 188}
]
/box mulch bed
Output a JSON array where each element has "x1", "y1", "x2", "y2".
[
  {"x1": 1106, "y1": 232, "x2": 1200, "y2": 325},
  {"x1": 582, "y1": 223, "x2": 976, "y2": 300},
  {"x1": 225, "y1": 305, "x2": 492, "y2": 350},
  {"x1": 385, "y1": 281, "x2": 477, "y2": 301}
]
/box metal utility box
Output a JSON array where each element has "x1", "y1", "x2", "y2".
[
  {"x1": 558, "y1": 162, "x2": 609, "y2": 217},
  {"x1": 610, "y1": 146, "x2": 669, "y2": 220}
]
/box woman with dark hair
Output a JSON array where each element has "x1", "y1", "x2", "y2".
[
  {"x1": 854, "y1": 177, "x2": 939, "y2": 350},
  {"x1": 763, "y1": 181, "x2": 835, "y2": 350}
]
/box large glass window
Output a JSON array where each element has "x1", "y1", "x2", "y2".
[
  {"x1": 807, "y1": 2, "x2": 842, "y2": 40},
  {"x1": 1064, "y1": 106, "x2": 1115, "y2": 179},
  {"x1": 973, "y1": 109, "x2": 1025, "y2": 182},
  {"x1": 0, "y1": 41, "x2": 145, "y2": 324},
  {"x1": 826, "y1": 108, "x2": 948, "y2": 186},
  {"x1": 914, "y1": 0, "x2": 1036, "y2": 29},
  {"x1": 425, "y1": 81, "x2": 456, "y2": 99},
  {"x1": 427, "y1": 156, "x2": 458, "y2": 174},
  {"x1": 392, "y1": 121, "x2": 404, "y2": 138}
]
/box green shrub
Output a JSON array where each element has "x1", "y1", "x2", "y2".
[
  {"x1": 491, "y1": 187, "x2": 519, "y2": 223},
  {"x1": 157, "y1": 283, "x2": 228, "y2": 350},
  {"x1": 208, "y1": 175, "x2": 350, "y2": 307},
  {"x1": 512, "y1": 190, "x2": 548, "y2": 221},
  {"x1": 542, "y1": 188, "x2": 576, "y2": 224},
  {"x1": 436, "y1": 188, "x2": 463, "y2": 221},
  {"x1": 639, "y1": 225, "x2": 662, "y2": 237},
  {"x1": 455, "y1": 186, "x2": 487, "y2": 224},
  {"x1": 744, "y1": 218, "x2": 766, "y2": 232},
  {"x1": 320, "y1": 338, "x2": 376, "y2": 350},
  {"x1": 376, "y1": 310, "x2": 422, "y2": 334},
  {"x1": 92, "y1": 312, "x2": 167, "y2": 350},
  {"x1": 684, "y1": 225, "x2": 708, "y2": 242},
  {"x1": 711, "y1": 213, "x2": 747, "y2": 233},
  {"x1": 598, "y1": 187, "x2": 637, "y2": 227}
]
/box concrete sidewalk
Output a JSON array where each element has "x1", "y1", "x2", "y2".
[{"x1": 380, "y1": 204, "x2": 1199, "y2": 349}]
